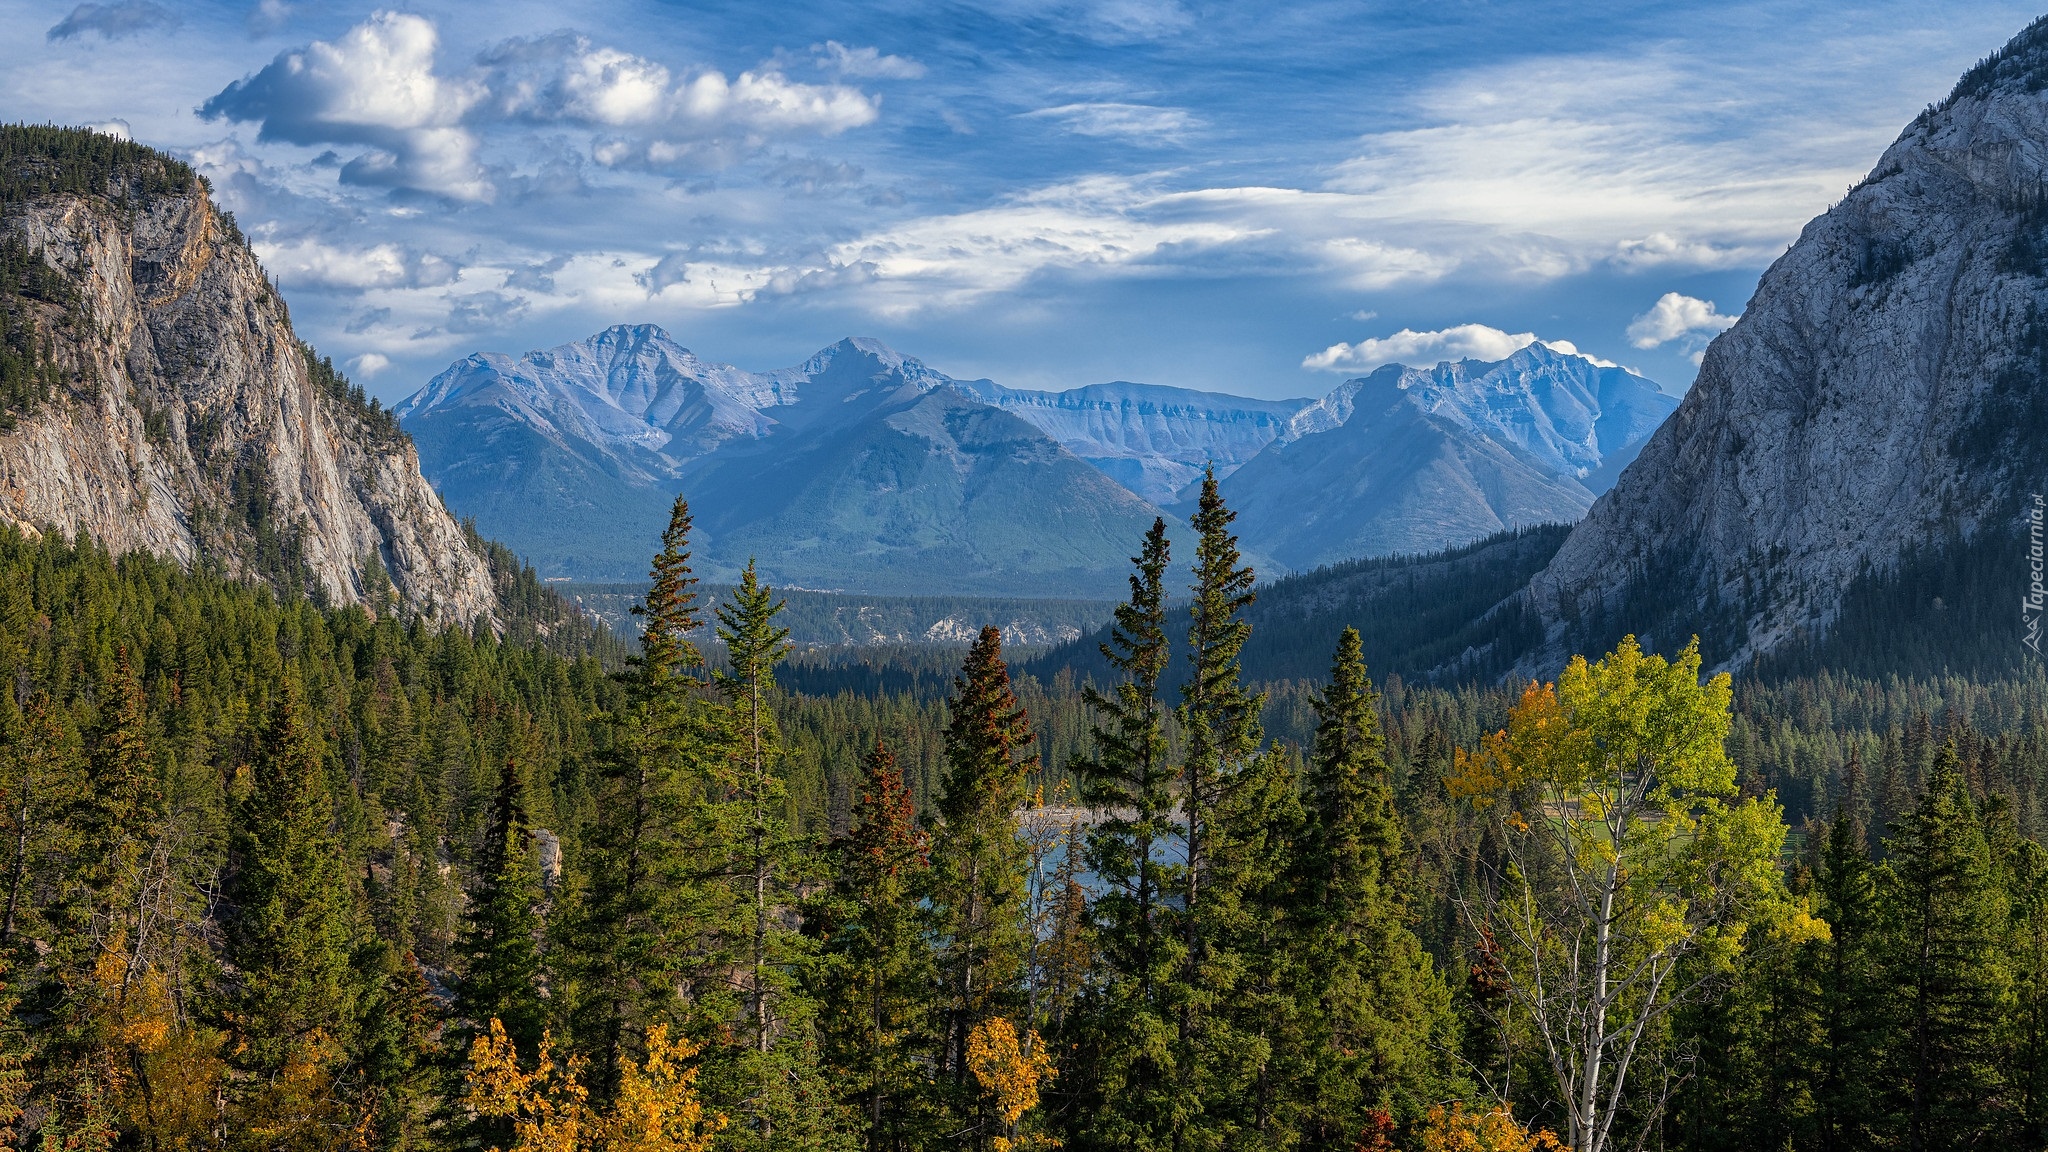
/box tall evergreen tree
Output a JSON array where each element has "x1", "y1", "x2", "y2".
[
  {"x1": 224, "y1": 676, "x2": 359, "y2": 1148},
  {"x1": 1286, "y1": 627, "x2": 1455, "y2": 1142},
  {"x1": 1168, "y1": 468, "x2": 1266, "y2": 1144},
  {"x1": 1069, "y1": 518, "x2": 1183, "y2": 1149},
  {"x1": 1811, "y1": 804, "x2": 1883, "y2": 1152},
  {"x1": 814, "y1": 740, "x2": 940, "y2": 1151},
  {"x1": 929, "y1": 626, "x2": 1037, "y2": 1150},
  {"x1": 1877, "y1": 740, "x2": 2010, "y2": 1151},
  {"x1": 452, "y1": 757, "x2": 545, "y2": 1055},
  {"x1": 570, "y1": 495, "x2": 712, "y2": 1099},
  {"x1": 707, "y1": 561, "x2": 851, "y2": 1151}
]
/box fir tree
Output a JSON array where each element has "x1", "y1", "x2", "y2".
[{"x1": 929, "y1": 626, "x2": 1037, "y2": 1150}]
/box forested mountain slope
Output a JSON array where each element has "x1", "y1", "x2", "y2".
[{"x1": 0, "y1": 126, "x2": 499, "y2": 623}]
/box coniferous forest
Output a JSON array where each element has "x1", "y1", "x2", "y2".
[{"x1": 2, "y1": 469, "x2": 2045, "y2": 1152}]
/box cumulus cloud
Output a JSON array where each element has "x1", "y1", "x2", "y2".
[
  {"x1": 1626, "y1": 292, "x2": 1737, "y2": 348},
  {"x1": 348, "y1": 352, "x2": 391, "y2": 377},
  {"x1": 478, "y1": 33, "x2": 878, "y2": 171},
  {"x1": 46, "y1": 1, "x2": 177, "y2": 42},
  {"x1": 1021, "y1": 103, "x2": 1198, "y2": 143},
  {"x1": 86, "y1": 119, "x2": 131, "y2": 140},
  {"x1": 200, "y1": 12, "x2": 491, "y2": 201},
  {"x1": 813, "y1": 41, "x2": 924, "y2": 80},
  {"x1": 1301, "y1": 324, "x2": 1620, "y2": 373}
]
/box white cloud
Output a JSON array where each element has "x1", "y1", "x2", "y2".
[
  {"x1": 479, "y1": 33, "x2": 878, "y2": 171},
  {"x1": 200, "y1": 12, "x2": 491, "y2": 201},
  {"x1": 86, "y1": 118, "x2": 131, "y2": 140},
  {"x1": 1300, "y1": 324, "x2": 1624, "y2": 373},
  {"x1": 813, "y1": 41, "x2": 924, "y2": 80},
  {"x1": 256, "y1": 237, "x2": 460, "y2": 291},
  {"x1": 1021, "y1": 103, "x2": 1199, "y2": 143},
  {"x1": 348, "y1": 352, "x2": 391, "y2": 377},
  {"x1": 1626, "y1": 292, "x2": 1737, "y2": 348}
]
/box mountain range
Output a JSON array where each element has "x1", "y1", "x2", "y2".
[{"x1": 397, "y1": 327, "x2": 1675, "y2": 594}]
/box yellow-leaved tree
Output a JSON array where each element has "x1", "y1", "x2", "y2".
[
  {"x1": 1448, "y1": 637, "x2": 1801, "y2": 1152},
  {"x1": 965, "y1": 1016, "x2": 1055, "y2": 1152},
  {"x1": 1416, "y1": 1102, "x2": 1565, "y2": 1152},
  {"x1": 466, "y1": 1018, "x2": 724, "y2": 1152}
]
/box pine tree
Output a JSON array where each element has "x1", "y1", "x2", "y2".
[
  {"x1": 1069, "y1": 518, "x2": 1183, "y2": 1148},
  {"x1": 1287, "y1": 627, "x2": 1455, "y2": 1140},
  {"x1": 224, "y1": 676, "x2": 359, "y2": 1147},
  {"x1": 815, "y1": 741, "x2": 939, "y2": 1151},
  {"x1": 1877, "y1": 740, "x2": 2011, "y2": 1151},
  {"x1": 929, "y1": 626, "x2": 1038, "y2": 1150},
  {"x1": 570, "y1": 496, "x2": 713, "y2": 1100},
  {"x1": 453, "y1": 757, "x2": 546, "y2": 1056}
]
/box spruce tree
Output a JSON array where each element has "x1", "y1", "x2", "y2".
[
  {"x1": 929, "y1": 626, "x2": 1037, "y2": 1150},
  {"x1": 224, "y1": 677, "x2": 358, "y2": 1145},
  {"x1": 707, "y1": 561, "x2": 850, "y2": 1150},
  {"x1": 814, "y1": 740, "x2": 941, "y2": 1151},
  {"x1": 1168, "y1": 468, "x2": 1265, "y2": 1142},
  {"x1": 1069, "y1": 518, "x2": 1183, "y2": 1148},
  {"x1": 1287, "y1": 627, "x2": 1454, "y2": 1140},
  {"x1": 570, "y1": 495, "x2": 712, "y2": 1099},
  {"x1": 1811, "y1": 797, "x2": 1883, "y2": 1152},
  {"x1": 1877, "y1": 741, "x2": 2010, "y2": 1151},
  {"x1": 452, "y1": 757, "x2": 545, "y2": 1055}
]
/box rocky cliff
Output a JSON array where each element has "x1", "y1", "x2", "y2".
[
  {"x1": 0, "y1": 127, "x2": 497, "y2": 624},
  {"x1": 1523, "y1": 19, "x2": 2048, "y2": 670}
]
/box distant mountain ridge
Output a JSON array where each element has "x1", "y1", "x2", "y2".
[
  {"x1": 399, "y1": 328, "x2": 1167, "y2": 595},
  {"x1": 397, "y1": 326, "x2": 1673, "y2": 596},
  {"x1": 1219, "y1": 343, "x2": 1677, "y2": 571},
  {"x1": 949, "y1": 378, "x2": 1315, "y2": 503}
]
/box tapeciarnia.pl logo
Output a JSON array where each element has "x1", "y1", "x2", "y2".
[{"x1": 2028, "y1": 494, "x2": 2045, "y2": 655}]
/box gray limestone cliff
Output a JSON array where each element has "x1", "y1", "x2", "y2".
[
  {"x1": 1522, "y1": 20, "x2": 2048, "y2": 670},
  {"x1": 0, "y1": 129, "x2": 497, "y2": 624}
]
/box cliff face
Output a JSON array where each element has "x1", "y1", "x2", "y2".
[
  {"x1": 0, "y1": 134, "x2": 497, "y2": 624},
  {"x1": 1524, "y1": 20, "x2": 2048, "y2": 670}
]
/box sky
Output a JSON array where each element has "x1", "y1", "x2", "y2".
[{"x1": 4, "y1": 0, "x2": 2042, "y2": 402}]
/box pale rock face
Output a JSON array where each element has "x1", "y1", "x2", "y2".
[
  {"x1": 0, "y1": 181, "x2": 497, "y2": 623},
  {"x1": 1524, "y1": 33, "x2": 2048, "y2": 670}
]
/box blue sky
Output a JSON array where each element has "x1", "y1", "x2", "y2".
[{"x1": 5, "y1": 0, "x2": 2041, "y2": 401}]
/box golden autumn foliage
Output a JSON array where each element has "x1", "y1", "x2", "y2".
[
  {"x1": 966, "y1": 1016, "x2": 1057, "y2": 1151},
  {"x1": 1415, "y1": 1103, "x2": 1565, "y2": 1152},
  {"x1": 465, "y1": 1018, "x2": 724, "y2": 1152}
]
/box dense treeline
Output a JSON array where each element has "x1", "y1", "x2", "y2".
[{"x1": 3, "y1": 467, "x2": 2047, "y2": 1150}]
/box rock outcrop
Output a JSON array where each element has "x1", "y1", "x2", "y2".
[
  {"x1": 0, "y1": 128, "x2": 497, "y2": 624},
  {"x1": 1523, "y1": 19, "x2": 2048, "y2": 670}
]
